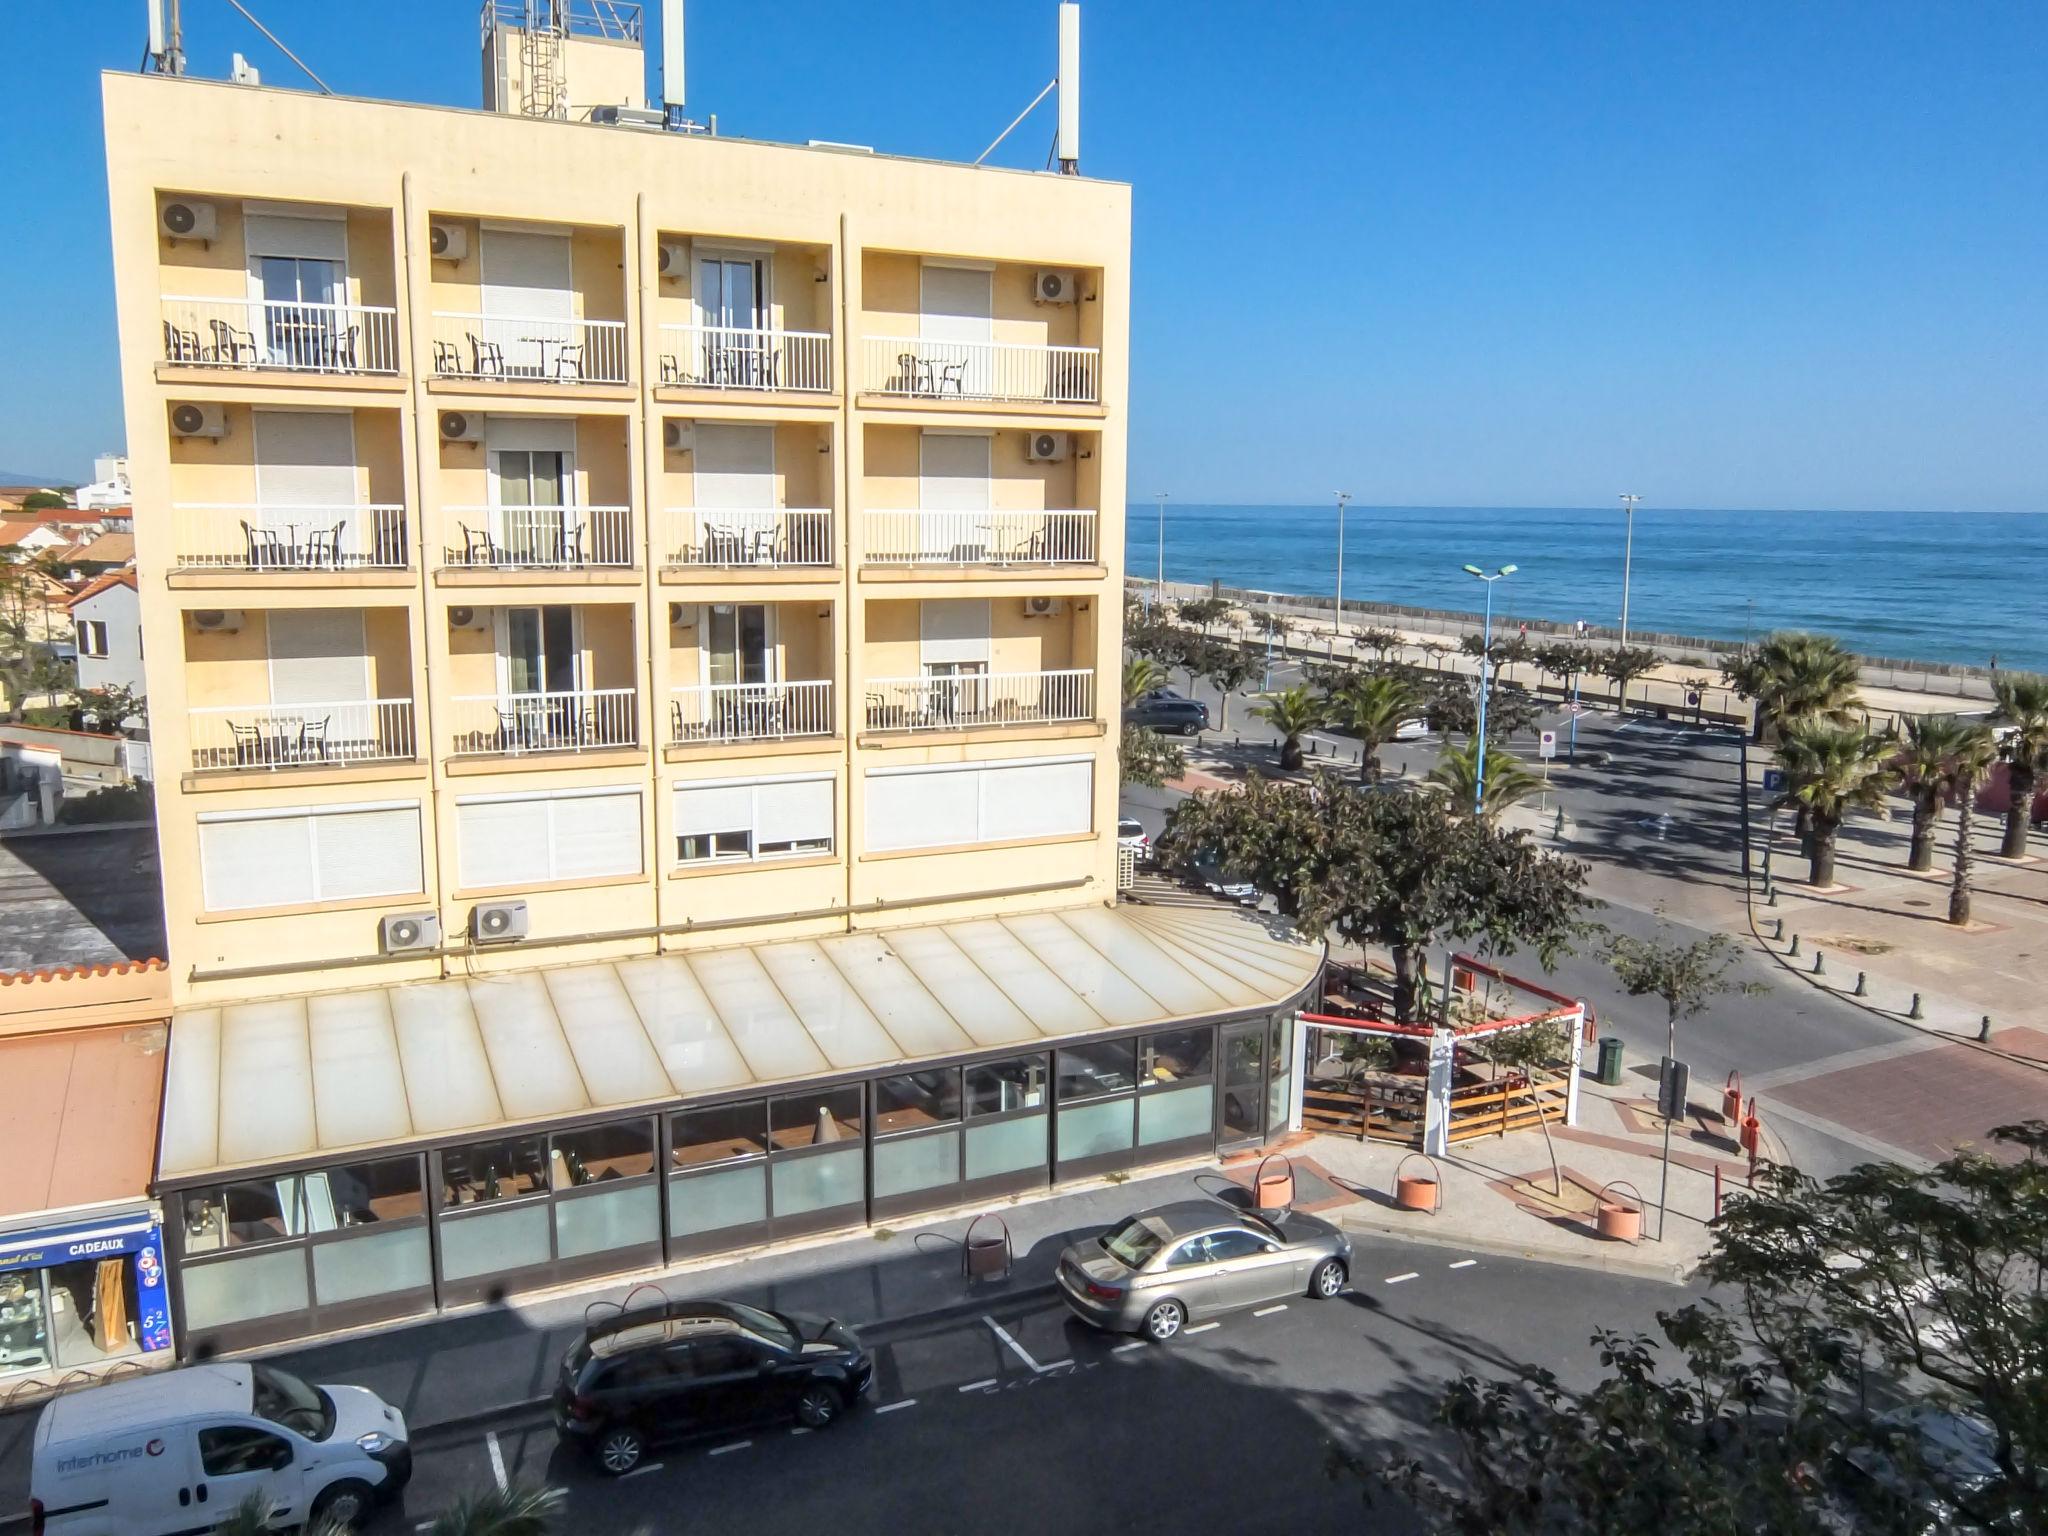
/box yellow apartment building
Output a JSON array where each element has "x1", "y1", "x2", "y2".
[{"x1": 103, "y1": 11, "x2": 1319, "y2": 1356}]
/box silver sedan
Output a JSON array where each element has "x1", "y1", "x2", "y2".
[{"x1": 1055, "y1": 1201, "x2": 1353, "y2": 1342}]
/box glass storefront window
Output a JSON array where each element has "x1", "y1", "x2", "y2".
[
  {"x1": 670, "y1": 1101, "x2": 768, "y2": 1168},
  {"x1": 1057, "y1": 1098, "x2": 1134, "y2": 1160},
  {"x1": 872, "y1": 1130, "x2": 960, "y2": 1199},
  {"x1": 1140, "y1": 1028, "x2": 1214, "y2": 1085},
  {"x1": 874, "y1": 1071, "x2": 961, "y2": 1134},
  {"x1": 769, "y1": 1086, "x2": 863, "y2": 1150},
  {"x1": 180, "y1": 1178, "x2": 298, "y2": 1253},
  {"x1": 967, "y1": 1055, "x2": 1047, "y2": 1115},
  {"x1": 668, "y1": 1163, "x2": 768, "y2": 1239},
  {"x1": 299, "y1": 1157, "x2": 424, "y2": 1233},
  {"x1": 311, "y1": 1227, "x2": 431, "y2": 1307},
  {"x1": 1056, "y1": 1040, "x2": 1136, "y2": 1102},
  {"x1": 1267, "y1": 1012, "x2": 1296, "y2": 1134},
  {"x1": 181, "y1": 1247, "x2": 310, "y2": 1332},
  {"x1": 0, "y1": 1270, "x2": 51, "y2": 1374},
  {"x1": 1138, "y1": 1084, "x2": 1215, "y2": 1145},
  {"x1": 441, "y1": 1136, "x2": 549, "y2": 1207},
  {"x1": 555, "y1": 1184, "x2": 659, "y2": 1260},
  {"x1": 964, "y1": 1114, "x2": 1048, "y2": 1180},
  {"x1": 770, "y1": 1147, "x2": 864, "y2": 1216},
  {"x1": 438, "y1": 1204, "x2": 551, "y2": 1281},
  {"x1": 552, "y1": 1120, "x2": 656, "y2": 1187}
]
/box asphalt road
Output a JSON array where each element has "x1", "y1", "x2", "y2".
[{"x1": 381, "y1": 1240, "x2": 1690, "y2": 1536}]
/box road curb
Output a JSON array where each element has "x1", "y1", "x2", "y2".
[{"x1": 1330, "y1": 1208, "x2": 1697, "y2": 1286}]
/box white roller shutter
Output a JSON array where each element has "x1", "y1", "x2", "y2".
[
  {"x1": 199, "y1": 815, "x2": 317, "y2": 911},
  {"x1": 919, "y1": 599, "x2": 991, "y2": 667},
  {"x1": 244, "y1": 211, "x2": 346, "y2": 263},
  {"x1": 694, "y1": 424, "x2": 776, "y2": 509},
  {"x1": 253, "y1": 411, "x2": 357, "y2": 509},
  {"x1": 754, "y1": 778, "x2": 833, "y2": 846},
  {"x1": 675, "y1": 783, "x2": 754, "y2": 836},
  {"x1": 481, "y1": 230, "x2": 573, "y2": 320},
  {"x1": 918, "y1": 432, "x2": 992, "y2": 511},
  {"x1": 457, "y1": 798, "x2": 552, "y2": 889},
  {"x1": 267, "y1": 609, "x2": 368, "y2": 707},
  {"x1": 980, "y1": 759, "x2": 1093, "y2": 842},
  {"x1": 920, "y1": 265, "x2": 992, "y2": 343},
  {"x1": 310, "y1": 807, "x2": 423, "y2": 900},
  {"x1": 549, "y1": 791, "x2": 643, "y2": 881},
  {"x1": 866, "y1": 767, "x2": 979, "y2": 852}
]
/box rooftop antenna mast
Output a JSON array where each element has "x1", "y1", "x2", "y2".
[
  {"x1": 974, "y1": 2, "x2": 1081, "y2": 172},
  {"x1": 145, "y1": 0, "x2": 185, "y2": 75}
]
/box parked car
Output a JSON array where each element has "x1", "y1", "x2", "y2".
[
  {"x1": 1392, "y1": 717, "x2": 1432, "y2": 740},
  {"x1": 1189, "y1": 849, "x2": 1262, "y2": 906},
  {"x1": 552, "y1": 1297, "x2": 872, "y2": 1475},
  {"x1": 30, "y1": 1362, "x2": 410, "y2": 1535},
  {"x1": 1116, "y1": 816, "x2": 1151, "y2": 859},
  {"x1": 1123, "y1": 690, "x2": 1209, "y2": 735},
  {"x1": 1835, "y1": 1404, "x2": 2002, "y2": 1528},
  {"x1": 1056, "y1": 1202, "x2": 1352, "y2": 1342}
]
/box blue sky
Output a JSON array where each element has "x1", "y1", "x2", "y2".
[{"x1": 6, "y1": 1, "x2": 2043, "y2": 511}]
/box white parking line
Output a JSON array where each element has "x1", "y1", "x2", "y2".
[
  {"x1": 983, "y1": 1315, "x2": 1067, "y2": 1373},
  {"x1": 789, "y1": 1427, "x2": 811, "y2": 1436},
  {"x1": 875, "y1": 1399, "x2": 917, "y2": 1414},
  {"x1": 1385, "y1": 1272, "x2": 1419, "y2": 1284},
  {"x1": 1183, "y1": 1322, "x2": 1221, "y2": 1335},
  {"x1": 708, "y1": 1440, "x2": 751, "y2": 1456},
  {"x1": 622, "y1": 1462, "x2": 665, "y2": 1478},
  {"x1": 484, "y1": 1430, "x2": 507, "y2": 1492},
  {"x1": 1112, "y1": 1341, "x2": 1146, "y2": 1354},
  {"x1": 1448, "y1": 1260, "x2": 1477, "y2": 1270},
  {"x1": 958, "y1": 1376, "x2": 998, "y2": 1393},
  {"x1": 1252, "y1": 1304, "x2": 1288, "y2": 1317}
]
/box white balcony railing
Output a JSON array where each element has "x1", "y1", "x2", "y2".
[
  {"x1": 670, "y1": 680, "x2": 834, "y2": 744},
  {"x1": 861, "y1": 509, "x2": 1096, "y2": 567},
  {"x1": 658, "y1": 325, "x2": 832, "y2": 393},
  {"x1": 170, "y1": 504, "x2": 411, "y2": 572},
  {"x1": 660, "y1": 508, "x2": 834, "y2": 569},
  {"x1": 441, "y1": 505, "x2": 634, "y2": 569},
  {"x1": 430, "y1": 312, "x2": 629, "y2": 384},
  {"x1": 161, "y1": 296, "x2": 401, "y2": 376},
  {"x1": 862, "y1": 668, "x2": 1094, "y2": 733},
  {"x1": 189, "y1": 698, "x2": 416, "y2": 772},
  {"x1": 448, "y1": 688, "x2": 639, "y2": 757},
  {"x1": 862, "y1": 337, "x2": 1100, "y2": 405}
]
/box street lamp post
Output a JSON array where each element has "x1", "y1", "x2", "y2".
[
  {"x1": 1154, "y1": 492, "x2": 1169, "y2": 612},
  {"x1": 1617, "y1": 493, "x2": 1641, "y2": 646},
  {"x1": 1461, "y1": 563, "x2": 1518, "y2": 816},
  {"x1": 1330, "y1": 491, "x2": 1351, "y2": 660}
]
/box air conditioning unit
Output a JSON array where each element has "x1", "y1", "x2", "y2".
[
  {"x1": 663, "y1": 420, "x2": 693, "y2": 453},
  {"x1": 160, "y1": 199, "x2": 217, "y2": 242},
  {"x1": 379, "y1": 911, "x2": 443, "y2": 954},
  {"x1": 439, "y1": 410, "x2": 483, "y2": 443},
  {"x1": 657, "y1": 239, "x2": 690, "y2": 277},
  {"x1": 470, "y1": 900, "x2": 529, "y2": 944},
  {"x1": 447, "y1": 606, "x2": 490, "y2": 631},
  {"x1": 189, "y1": 609, "x2": 245, "y2": 634},
  {"x1": 1025, "y1": 431, "x2": 1070, "y2": 463},
  {"x1": 1034, "y1": 269, "x2": 1080, "y2": 304},
  {"x1": 169, "y1": 402, "x2": 226, "y2": 439},
  {"x1": 428, "y1": 221, "x2": 468, "y2": 262},
  {"x1": 1022, "y1": 596, "x2": 1065, "y2": 619}
]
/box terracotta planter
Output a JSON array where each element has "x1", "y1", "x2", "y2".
[
  {"x1": 1596, "y1": 1201, "x2": 1642, "y2": 1244},
  {"x1": 1395, "y1": 1175, "x2": 1440, "y2": 1212},
  {"x1": 1254, "y1": 1165, "x2": 1295, "y2": 1211}
]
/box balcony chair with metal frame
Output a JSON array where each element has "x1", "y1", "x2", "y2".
[
  {"x1": 467, "y1": 333, "x2": 506, "y2": 378},
  {"x1": 208, "y1": 318, "x2": 260, "y2": 366}
]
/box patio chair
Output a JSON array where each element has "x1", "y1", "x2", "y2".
[
  {"x1": 239, "y1": 520, "x2": 287, "y2": 570},
  {"x1": 893, "y1": 352, "x2": 922, "y2": 394},
  {"x1": 162, "y1": 319, "x2": 205, "y2": 362},
  {"x1": 228, "y1": 721, "x2": 267, "y2": 767},
  {"x1": 460, "y1": 523, "x2": 499, "y2": 567},
  {"x1": 745, "y1": 526, "x2": 778, "y2": 565},
  {"x1": 208, "y1": 317, "x2": 260, "y2": 365},
  {"x1": 658, "y1": 353, "x2": 681, "y2": 385},
  {"x1": 551, "y1": 342, "x2": 586, "y2": 381},
  {"x1": 935, "y1": 359, "x2": 968, "y2": 395},
  {"x1": 432, "y1": 339, "x2": 464, "y2": 375},
  {"x1": 325, "y1": 323, "x2": 361, "y2": 372},
  {"x1": 467, "y1": 333, "x2": 505, "y2": 378},
  {"x1": 302, "y1": 520, "x2": 345, "y2": 569},
  {"x1": 297, "y1": 717, "x2": 331, "y2": 763}
]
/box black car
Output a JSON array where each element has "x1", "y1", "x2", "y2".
[
  {"x1": 1123, "y1": 689, "x2": 1209, "y2": 735},
  {"x1": 552, "y1": 1298, "x2": 873, "y2": 1474}
]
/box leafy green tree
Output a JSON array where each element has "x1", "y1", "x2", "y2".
[
  {"x1": 1897, "y1": 713, "x2": 1980, "y2": 873},
  {"x1": 1497, "y1": 632, "x2": 1537, "y2": 674},
  {"x1": 1175, "y1": 595, "x2": 1230, "y2": 635},
  {"x1": 1989, "y1": 672, "x2": 2048, "y2": 860},
  {"x1": 1251, "y1": 683, "x2": 1325, "y2": 771},
  {"x1": 1601, "y1": 645, "x2": 1663, "y2": 709},
  {"x1": 1725, "y1": 630, "x2": 1864, "y2": 743},
  {"x1": 1607, "y1": 930, "x2": 1747, "y2": 1063},
  {"x1": 73, "y1": 683, "x2": 146, "y2": 733},
  {"x1": 1457, "y1": 631, "x2": 1498, "y2": 663},
  {"x1": 1775, "y1": 721, "x2": 1901, "y2": 886},
  {"x1": 1199, "y1": 640, "x2": 1260, "y2": 733},
  {"x1": 19, "y1": 490, "x2": 69, "y2": 512},
  {"x1": 424, "y1": 1485, "x2": 565, "y2": 1536},
  {"x1": 1251, "y1": 609, "x2": 1294, "y2": 643},
  {"x1": 1117, "y1": 723, "x2": 1185, "y2": 789},
  {"x1": 1532, "y1": 640, "x2": 1599, "y2": 702},
  {"x1": 1423, "y1": 676, "x2": 1538, "y2": 741},
  {"x1": 1356, "y1": 626, "x2": 1406, "y2": 663},
  {"x1": 1367, "y1": 1120, "x2": 2048, "y2": 1536},
  {"x1": 1327, "y1": 671, "x2": 1421, "y2": 783},
  {"x1": 1427, "y1": 736, "x2": 1543, "y2": 820},
  {"x1": 1946, "y1": 722, "x2": 2001, "y2": 926}
]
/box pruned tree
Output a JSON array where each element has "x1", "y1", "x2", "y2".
[
  {"x1": 1198, "y1": 639, "x2": 1260, "y2": 733},
  {"x1": 1601, "y1": 645, "x2": 1664, "y2": 709},
  {"x1": 1117, "y1": 722, "x2": 1186, "y2": 789},
  {"x1": 1607, "y1": 930, "x2": 1746, "y2": 1061}
]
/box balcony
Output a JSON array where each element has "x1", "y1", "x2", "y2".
[
  {"x1": 171, "y1": 504, "x2": 410, "y2": 573},
  {"x1": 862, "y1": 669, "x2": 1093, "y2": 734},
  {"x1": 861, "y1": 510, "x2": 1096, "y2": 568},
  {"x1": 161, "y1": 297, "x2": 400, "y2": 377},
  {"x1": 660, "y1": 508, "x2": 833, "y2": 570},
  {"x1": 861, "y1": 338, "x2": 1099, "y2": 406},
  {"x1": 657, "y1": 325, "x2": 832, "y2": 394},
  {"x1": 441, "y1": 505, "x2": 634, "y2": 571},
  {"x1": 448, "y1": 688, "x2": 639, "y2": 758},
  {"x1": 189, "y1": 698, "x2": 417, "y2": 773},
  {"x1": 670, "y1": 680, "x2": 834, "y2": 745},
  {"x1": 429, "y1": 313, "x2": 629, "y2": 386}
]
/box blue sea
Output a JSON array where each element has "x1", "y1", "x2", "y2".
[{"x1": 1142, "y1": 505, "x2": 2048, "y2": 672}]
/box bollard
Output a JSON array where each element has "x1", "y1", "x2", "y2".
[
  {"x1": 1853, "y1": 971, "x2": 1867, "y2": 997},
  {"x1": 1769, "y1": 917, "x2": 1784, "y2": 940},
  {"x1": 1787, "y1": 933, "x2": 1801, "y2": 958},
  {"x1": 1908, "y1": 993, "x2": 1924, "y2": 1021},
  {"x1": 1765, "y1": 885, "x2": 1778, "y2": 907},
  {"x1": 1713, "y1": 1163, "x2": 1723, "y2": 1221},
  {"x1": 1811, "y1": 950, "x2": 1826, "y2": 976},
  {"x1": 1979, "y1": 1015, "x2": 1993, "y2": 1042}
]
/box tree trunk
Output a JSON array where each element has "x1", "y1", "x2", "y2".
[
  {"x1": 1999, "y1": 764, "x2": 2035, "y2": 859},
  {"x1": 1218, "y1": 690, "x2": 1231, "y2": 733},
  {"x1": 1793, "y1": 802, "x2": 1814, "y2": 857},
  {"x1": 1358, "y1": 745, "x2": 1378, "y2": 784},
  {"x1": 1391, "y1": 944, "x2": 1422, "y2": 1023},
  {"x1": 1809, "y1": 816, "x2": 1838, "y2": 887},
  {"x1": 1908, "y1": 796, "x2": 1937, "y2": 873},
  {"x1": 1950, "y1": 784, "x2": 1977, "y2": 926},
  {"x1": 1279, "y1": 735, "x2": 1303, "y2": 772}
]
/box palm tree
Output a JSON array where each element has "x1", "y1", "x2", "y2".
[
  {"x1": 424, "y1": 1485, "x2": 564, "y2": 1536},
  {"x1": 1896, "y1": 713, "x2": 1976, "y2": 872},
  {"x1": 214, "y1": 1494, "x2": 351, "y2": 1536},
  {"x1": 1428, "y1": 736, "x2": 1544, "y2": 820},
  {"x1": 1946, "y1": 722, "x2": 2000, "y2": 926},
  {"x1": 1251, "y1": 684, "x2": 1324, "y2": 772},
  {"x1": 1726, "y1": 631, "x2": 1863, "y2": 744},
  {"x1": 1774, "y1": 721, "x2": 1900, "y2": 887},
  {"x1": 1989, "y1": 671, "x2": 2048, "y2": 859},
  {"x1": 1122, "y1": 654, "x2": 1165, "y2": 700},
  {"x1": 1328, "y1": 672, "x2": 1420, "y2": 783}
]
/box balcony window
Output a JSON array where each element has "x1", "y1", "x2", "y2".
[{"x1": 674, "y1": 775, "x2": 834, "y2": 867}]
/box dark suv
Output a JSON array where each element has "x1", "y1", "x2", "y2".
[
  {"x1": 552, "y1": 1298, "x2": 873, "y2": 1474},
  {"x1": 1123, "y1": 689, "x2": 1209, "y2": 735}
]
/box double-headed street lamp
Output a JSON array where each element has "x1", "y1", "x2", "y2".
[
  {"x1": 1617, "y1": 493, "x2": 1641, "y2": 645},
  {"x1": 1462, "y1": 562, "x2": 1518, "y2": 816},
  {"x1": 1330, "y1": 492, "x2": 1352, "y2": 660},
  {"x1": 1153, "y1": 491, "x2": 1169, "y2": 612}
]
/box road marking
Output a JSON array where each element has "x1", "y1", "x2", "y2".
[
  {"x1": 958, "y1": 1377, "x2": 998, "y2": 1392},
  {"x1": 1448, "y1": 1260, "x2": 1477, "y2": 1270},
  {"x1": 1385, "y1": 1272, "x2": 1419, "y2": 1284},
  {"x1": 1183, "y1": 1321, "x2": 1221, "y2": 1335},
  {"x1": 622, "y1": 1462, "x2": 665, "y2": 1479},
  {"x1": 789, "y1": 1427, "x2": 812, "y2": 1436},
  {"x1": 1252, "y1": 1304, "x2": 1288, "y2": 1317},
  {"x1": 1113, "y1": 1341, "x2": 1146, "y2": 1354},
  {"x1": 484, "y1": 1429, "x2": 507, "y2": 1492},
  {"x1": 875, "y1": 1399, "x2": 917, "y2": 1414},
  {"x1": 982, "y1": 1314, "x2": 1067, "y2": 1373},
  {"x1": 708, "y1": 1440, "x2": 751, "y2": 1457}
]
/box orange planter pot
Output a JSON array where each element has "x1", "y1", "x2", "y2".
[
  {"x1": 1396, "y1": 1175, "x2": 1440, "y2": 1212},
  {"x1": 1596, "y1": 1201, "x2": 1642, "y2": 1243}
]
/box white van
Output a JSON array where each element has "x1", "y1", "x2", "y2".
[{"x1": 29, "y1": 1362, "x2": 410, "y2": 1534}]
